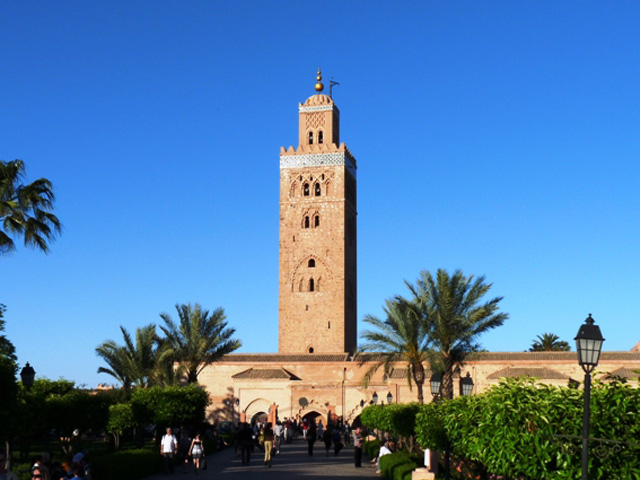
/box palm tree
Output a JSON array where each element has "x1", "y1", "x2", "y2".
[
  {"x1": 406, "y1": 269, "x2": 508, "y2": 399},
  {"x1": 159, "y1": 303, "x2": 241, "y2": 384},
  {"x1": 1, "y1": 159, "x2": 61, "y2": 255},
  {"x1": 96, "y1": 324, "x2": 168, "y2": 388},
  {"x1": 529, "y1": 333, "x2": 571, "y2": 352},
  {"x1": 360, "y1": 297, "x2": 431, "y2": 403}
]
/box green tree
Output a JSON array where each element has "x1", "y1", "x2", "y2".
[
  {"x1": 0, "y1": 305, "x2": 18, "y2": 450},
  {"x1": 0, "y1": 159, "x2": 61, "y2": 255},
  {"x1": 529, "y1": 332, "x2": 571, "y2": 352},
  {"x1": 360, "y1": 298, "x2": 431, "y2": 403},
  {"x1": 159, "y1": 303, "x2": 241, "y2": 384},
  {"x1": 407, "y1": 269, "x2": 508, "y2": 399},
  {"x1": 96, "y1": 324, "x2": 170, "y2": 388}
]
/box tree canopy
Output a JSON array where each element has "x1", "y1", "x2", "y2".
[
  {"x1": 160, "y1": 303, "x2": 241, "y2": 384},
  {"x1": 406, "y1": 268, "x2": 508, "y2": 399},
  {"x1": 529, "y1": 332, "x2": 571, "y2": 352},
  {"x1": 0, "y1": 159, "x2": 61, "y2": 255},
  {"x1": 360, "y1": 297, "x2": 431, "y2": 403}
]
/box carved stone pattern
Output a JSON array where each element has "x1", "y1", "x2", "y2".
[
  {"x1": 299, "y1": 105, "x2": 334, "y2": 113},
  {"x1": 280, "y1": 153, "x2": 356, "y2": 176},
  {"x1": 305, "y1": 112, "x2": 324, "y2": 129}
]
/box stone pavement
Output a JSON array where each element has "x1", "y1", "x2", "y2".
[{"x1": 144, "y1": 438, "x2": 381, "y2": 480}]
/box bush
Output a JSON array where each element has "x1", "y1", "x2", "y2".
[
  {"x1": 90, "y1": 445, "x2": 162, "y2": 480},
  {"x1": 379, "y1": 451, "x2": 422, "y2": 480},
  {"x1": 415, "y1": 376, "x2": 640, "y2": 480},
  {"x1": 364, "y1": 438, "x2": 380, "y2": 458}
]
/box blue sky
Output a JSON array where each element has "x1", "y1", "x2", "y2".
[{"x1": 2, "y1": 2, "x2": 639, "y2": 387}]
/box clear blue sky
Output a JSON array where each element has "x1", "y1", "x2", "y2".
[{"x1": 2, "y1": 2, "x2": 639, "y2": 387}]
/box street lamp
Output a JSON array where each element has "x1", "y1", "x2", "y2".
[
  {"x1": 20, "y1": 362, "x2": 35, "y2": 390},
  {"x1": 575, "y1": 314, "x2": 604, "y2": 480},
  {"x1": 386, "y1": 392, "x2": 393, "y2": 404},
  {"x1": 460, "y1": 373, "x2": 474, "y2": 397},
  {"x1": 372, "y1": 392, "x2": 379, "y2": 404},
  {"x1": 429, "y1": 371, "x2": 442, "y2": 399}
]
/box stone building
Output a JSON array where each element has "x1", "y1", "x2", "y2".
[{"x1": 198, "y1": 71, "x2": 640, "y2": 426}]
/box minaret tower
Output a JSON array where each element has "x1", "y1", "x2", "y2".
[{"x1": 278, "y1": 69, "x2": 357, "y2": 354}]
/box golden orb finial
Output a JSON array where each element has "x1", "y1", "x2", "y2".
[{"x1": 314, "y1": 67, "x2": 324, "y2": 93}]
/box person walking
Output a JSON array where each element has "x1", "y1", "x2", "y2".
[
  {"x1": 322, "y1": 427, "x2": 332, "y2": 456},
  {"x1": 237, "y1": 423, "x2": 253, "y2": 466},
  {"x1": 353, "y1": 427, "x2": 364, "y2": 468},
  {"x1": 189, "y1": 433, "x2": 205, "y2": 474},
  {"x1": 262, "y1": 422, "x2": 274, "y2": 467},
  {"x1": 306, "y1": 420, "x2": 317, "y2": 456},
  {"x1": 274, "y1": 421, "x2": 284, "y2": 454},
  {"x1": 332, "y1": 428, "x2": 343, "y2": 456},
  {"x1": 160, "y1": 427, "x2": 178, "y2": 474},
  {"x1": 178, "y1": 431, "x2": 192, "y2": 473}
]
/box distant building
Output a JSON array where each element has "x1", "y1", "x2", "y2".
[{"x1": 198, "y1": 71, "x2": 640, "y2": 426}]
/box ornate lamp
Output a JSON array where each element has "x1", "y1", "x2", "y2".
[
  {"x1": 460, "y1": 373, "x2": 474, "y2": 396},
  {"x1": 386, "y1": 392, "x2": 393, "y2": 404},
  {"x1": 372, "y1": 392, "x2": 379, "y2": 404},
  {"x1": 20, "y1": 362, "x2": 35, "y2": 390},
  {"x1": 429, "y1": 371, "x2": 442, "y2": 398},
  {"x1": 575, "y1": 314, "x2": 604, "y2": 480},
  {"x1": 575, "y1": 314, "x2": 604, "y2": 373}
]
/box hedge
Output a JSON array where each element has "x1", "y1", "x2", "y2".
[{"x1": 379, "y1": 451, "x2": 422, "y2": 480}]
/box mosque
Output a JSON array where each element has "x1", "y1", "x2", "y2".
[{"x1": 198, "y1": 70, "x2": 640, "y2": 426}]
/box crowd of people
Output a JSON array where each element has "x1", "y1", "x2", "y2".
[
  {"x1": 0, "y1": 450, "x2": 93, "y2": 480},
  {"x1": 229, "y1": 416, "x2": 394, "y2": 471},
  {"x1": 0, "y1": 418, "x2": 395, "y2": 479}
]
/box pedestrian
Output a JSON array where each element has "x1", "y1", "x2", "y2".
[
  {"x1": 343, "y1": 422, "x2": 351, "y2": 446},
  {"x1": 237, "y1": 423, "x2": 253, "y2": 466},
  {"x1": 306, "y1": 420, "x2": 317, "y2": 456},
  {"x1": 353, "y1": 427, "x2": 364, "y2": 468},
  {"x1": 189, "y1": 433, "x2": 205, "y2": 474},
  {"x1": 160, "y1": 427, "x2": 178, "y2": 474},
  {"x1": 262, "y1": 422, "x2": 274, "y2": 467},
  {"x1": 274, "y1": 420, "x2": 284, "y2": 454},
  {"x1": 332, "y1": 428, "x2": 343, "y2": 456},
  {"x1": 322, "y1": 427, "x2": 332, "y2": 456},
  {"x1": 178, "y1": 431, "x2": 192, "y2": 473}
]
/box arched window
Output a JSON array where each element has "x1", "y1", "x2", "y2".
[
  {"x1": 303, "y1": 183, "x2": 309, "y2": 196},
  {"x1": 318, "y1": 130, "x2": 323, "y2": 144},
  {"x1": 314, "y1": 215, "x2": 320, "y2": 227},
  {"x1": 304, "y1": 216, "x2": 310, "y2": 229},
  {"x1": 315, "y1": 183, "x2": 321, "y2": 196},
  {"x1": 308, "y1": 259, "x2": 315, "y2": 268},
  {"x1": 309, "y1": 278, "x2": 315, "y2": 292},
  {"x1": 308, "y1": 131, "x2": 314, "y2": 145},
  {"x1": 308, "y1": 347, "x2": 314, "y2": 353}
]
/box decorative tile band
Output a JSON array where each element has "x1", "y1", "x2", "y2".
[
  {"x1": 299, "y1": 105, "x2": 336, "y2": 113},
  {"x1": 280, "y1": 152, "x2": 356, "y2": 177}
]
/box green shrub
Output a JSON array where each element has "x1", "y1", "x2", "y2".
[
  {"x1": 364, "y1": 438, "x2": 380, "y2": 458},
  {"x1": 379, "y1": 451, "x2": 422, "y2": 480},
  {"x1": 90, "y1": 445, "x2": 162, "y2": 480}
]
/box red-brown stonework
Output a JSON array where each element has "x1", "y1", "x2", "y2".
[{"x1": 278, "y1": 92, "x2": 357, "y2": 354}]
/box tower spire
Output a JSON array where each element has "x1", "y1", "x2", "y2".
[{"x1": 314, "y1": 68, "x2": 324, "y2": 93}]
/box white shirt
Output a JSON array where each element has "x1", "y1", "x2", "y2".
[{"x1": 161, "y1": 434, "x2": 177, "y2": 453}]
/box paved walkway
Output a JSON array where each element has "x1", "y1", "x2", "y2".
[{"x1": 145, "y1": 439, "x2": 381, "y2": 480}]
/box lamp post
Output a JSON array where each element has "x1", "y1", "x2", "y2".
[
  {"x1": 429, "y1": 371, "x2": 450, "y2": 480},
  {"x1": 575, "y1": 314, "x2": 604, "y2": 480},
  {"x1": 20, "y1": 362, "x2": 35, "y2": 390},
  {"x1": 386, "y1": 392, "x2": 393, "y2": 404},
  {"x1": 429, "y1": 371, "x2": 442, "y2": 400},
  {"x1": 460, "y1": 373, "x2": 474, "y2": 397}
]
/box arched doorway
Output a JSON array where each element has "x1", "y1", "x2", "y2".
[
  {"x1": 250, "y1": 411, "x2": 268, "y2": 426},
  {"x1": 302, "y1": 410, "x2": 323, "y2": 424}
]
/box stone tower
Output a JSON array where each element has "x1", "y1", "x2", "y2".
[{"x1": 278, "y1": 69, "x2": 357, "y2": 354}]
